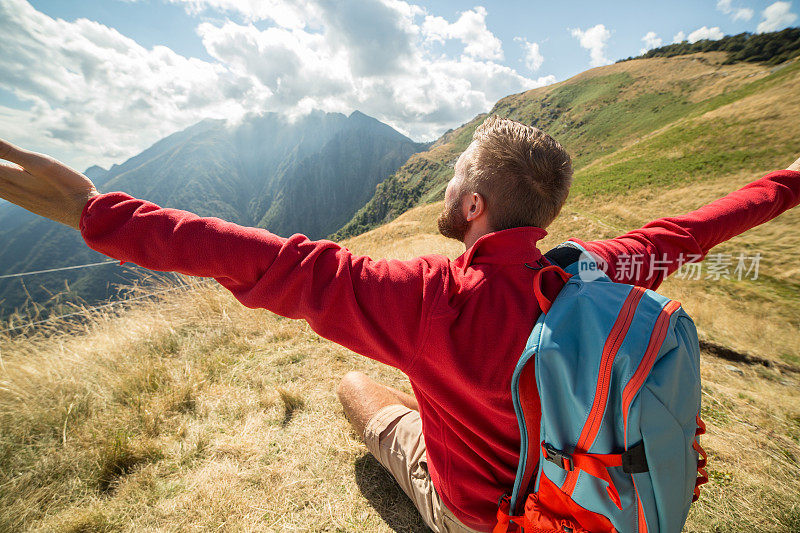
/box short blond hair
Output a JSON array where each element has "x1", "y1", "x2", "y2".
[{"x1": 460, "y1": 115, "x2": 573, "y2": 230}]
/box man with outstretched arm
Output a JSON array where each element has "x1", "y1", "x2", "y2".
[{"x1": 1, "y1": 117, "x2": 799, "y2": 532}]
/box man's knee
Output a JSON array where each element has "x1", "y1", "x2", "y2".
[{"x1": 336, "y1": 370, "x2": 370, "y2": 402}]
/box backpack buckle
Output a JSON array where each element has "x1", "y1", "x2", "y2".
[{"x1": 542, "y1": 442, "x2": 573, "y2": 471}]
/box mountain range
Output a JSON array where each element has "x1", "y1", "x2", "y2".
[{"x1": 0, "y1": 110, "x2": 427, "y2": 319}]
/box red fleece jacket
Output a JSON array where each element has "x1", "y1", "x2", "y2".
[{"x1": 79, "y1": 169, "x2": 800, "y2": 531}]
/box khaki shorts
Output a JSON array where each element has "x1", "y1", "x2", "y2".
[{"x1": 364, "y1": 404, "x2": 484, "y2": 533}]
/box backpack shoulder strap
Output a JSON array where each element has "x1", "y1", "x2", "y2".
[
  {"x1": 544, "y1": 241, "x2": 583, "y2": 269},
  {"x1": 544, "y1": 241, "x2": 609, "y2": 281}
]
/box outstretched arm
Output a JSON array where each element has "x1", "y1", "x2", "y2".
[
  {"x1": 0, "y1": 139, "x2": 444, "y2": 372},
  {"x1": 570, "y1": 157, "x2": 800, "y2": 290}
]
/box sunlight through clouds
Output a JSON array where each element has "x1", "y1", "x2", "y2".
[
  {"x1": 0, "y1": 0, "x2": 252, "y2": 169},
  {"x1": 0, "y1": 0, "x2": 556, "y2": 169}
]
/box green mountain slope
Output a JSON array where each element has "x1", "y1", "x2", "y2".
[{"x1": 332, "y1": 29, "x2": 800, "y2": 240}]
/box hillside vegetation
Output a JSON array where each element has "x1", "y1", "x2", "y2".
[
  {"x1": 1, "y1": 202, "x2": 799, "y2": 531},
  {"x1": 622, "y1": 27, "x2": 800, "y2": 65},
  {"x1": 2, "y1": 49, "x2": 800, "y2": 531}
]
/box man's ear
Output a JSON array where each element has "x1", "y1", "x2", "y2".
[{"x1": 464, "y1": 192, "x2": 487, "y2": 222}]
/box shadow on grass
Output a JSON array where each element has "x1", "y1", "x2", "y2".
[{"x1": 354, "y1": 454, "x2": 431, "y2": 532}]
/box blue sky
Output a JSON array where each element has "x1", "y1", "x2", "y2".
[{"x1": 0, "y1": 0, "x2": 797, "y2": 169}]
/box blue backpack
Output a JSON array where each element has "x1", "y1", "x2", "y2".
[{"x1": 493, "y1": 241, "x2": 708, "y2": 533}]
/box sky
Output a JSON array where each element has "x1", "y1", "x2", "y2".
[{"x1": 0, "y1": 0, "x2": 797, "y2": 170}]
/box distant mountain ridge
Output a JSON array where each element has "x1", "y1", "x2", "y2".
[{"x1": 0, "y1": 110, "x2": 427, "y2": 319}]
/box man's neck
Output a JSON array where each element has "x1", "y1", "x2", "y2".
[{"x1": 462, "y1": 225, "x2": 492, "y2": 250}]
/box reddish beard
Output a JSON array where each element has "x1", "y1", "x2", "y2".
[{"x1": 437, "y1": 196, "x2": 470, "y2": 241}]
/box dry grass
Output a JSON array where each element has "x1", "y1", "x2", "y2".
[
  {"x1": 1, "y1": 53, "x2": 799, "y2": 531},
  {"x1": 0, "y1": 272, "x2": 427, "y2": 532},
  {"x1": 0, "y1": 198, "x2": 798, "y2": 532},
  {"x1": 686, "y1": 356, "x2": 800, "y2": 531}
]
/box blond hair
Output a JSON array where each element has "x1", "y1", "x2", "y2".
[{"x1": 460, "y1": 115, "x2": 573, "y2": 230}]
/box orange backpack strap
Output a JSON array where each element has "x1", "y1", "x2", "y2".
[
  {"x1": 541, "y1": 442, "x2": 629, "y2": 510},
  {"x1": 493, "y1": 494, "x2": 524, "y2": 533},
  {"x1": 532, "y1": 264, "x2": 572, "y2": 314}
]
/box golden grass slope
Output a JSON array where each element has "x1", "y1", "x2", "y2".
[
  {"x1": 2, "y1": 52, "x2": 800, "y2": 532},
  {"x1": 1, "y1": 198, "x2": 799, "y2": 531}
]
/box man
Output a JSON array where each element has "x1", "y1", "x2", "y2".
[{"x1": 1, "y1": 116, "x2": 799, "y2": 532}]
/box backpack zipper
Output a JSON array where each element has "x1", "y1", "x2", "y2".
[
  {"x1": 621, "y1": 300, "x2": 681, "y2": 445},
  {"x1": 561, "y1": 286, "x2": 646, "y2": 496}
]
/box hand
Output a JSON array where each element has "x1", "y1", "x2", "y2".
[
  {"x1": 788, "y1": 157, "x2": 800, "y2": 172},
  {"x1": 0, "y1": 139, "x2": 99, "y2": 230}
]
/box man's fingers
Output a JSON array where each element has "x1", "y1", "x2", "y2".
[
  {"x1": 0, "y1": 161, "x2": 26, "y2": 184},
  {"x1": 0, "y1": 139, "x2": 51, "y2": 170},
  {"x1": 0, "y1": 139, "x2": 26, "y2": 163},
  {"x1": 0, "y1": 162, "x2": 31, "y2": 208}
]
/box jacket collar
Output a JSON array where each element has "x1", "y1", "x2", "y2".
[{"x1": 455, "y1": 226, "x2": 548, "y2": 267}]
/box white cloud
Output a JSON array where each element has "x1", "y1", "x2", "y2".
[
  {"x1": 0, "y1": 0, "x2": 249, "y2": 169},
  {"x1": 0, "y1": 0, "x2": 557, "y2": 169},
  {"x1": 515, "y1": 37, "x2": 544, "y2": 71},
  {"x1": 716, "y1": 0, "x2": 754, "y2": 21},
  {"x1": 639, "y1": 31, "x2": 662, "y2": 54},
  {"x1": 757, "y1": 1, "x2": 798, "y2": 33},
  {"x1": 166, "y1": 0, "x2": 316, "y2": 27},
  {"x1": 198, "y1": 17, "x2": 552, "y2": 139},
  {"x1": 570, "y1": 24, "x2": 612, "y2": 67},
  {"x1": 673, "y1": 26, "x2": 725, "y2": 45},
  {"x1": 687, "y1": 26, "x2": 725, "y2": 43},
  {"x1": 422, "y1": 6, "x2": 503, "y2": 60}
]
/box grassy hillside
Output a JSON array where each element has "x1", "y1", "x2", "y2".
[
  {"x1": 2, "y1": 46, "x2": 800, "y2": 531},
  {"x1": 333, "y1": 49, "x2": 799, "y2": 239},
  {"x1": 1, "y1": 203, "x2": 799, "y2": 531},
  {"x1": 622, "y1": 27, "x2": 800, "y2": 65}
]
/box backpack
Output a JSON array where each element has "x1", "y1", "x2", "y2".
[{"x1": 493, "y1": 241, "x2": 708, "y2": 533}]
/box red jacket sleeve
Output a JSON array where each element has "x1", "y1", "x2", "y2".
[
  {"x1": 570, "y1": 169, "x2": 800, "y2": 289},
  {"x1": 79, "y1": 192, "x2": 445, "y2": 371}
]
